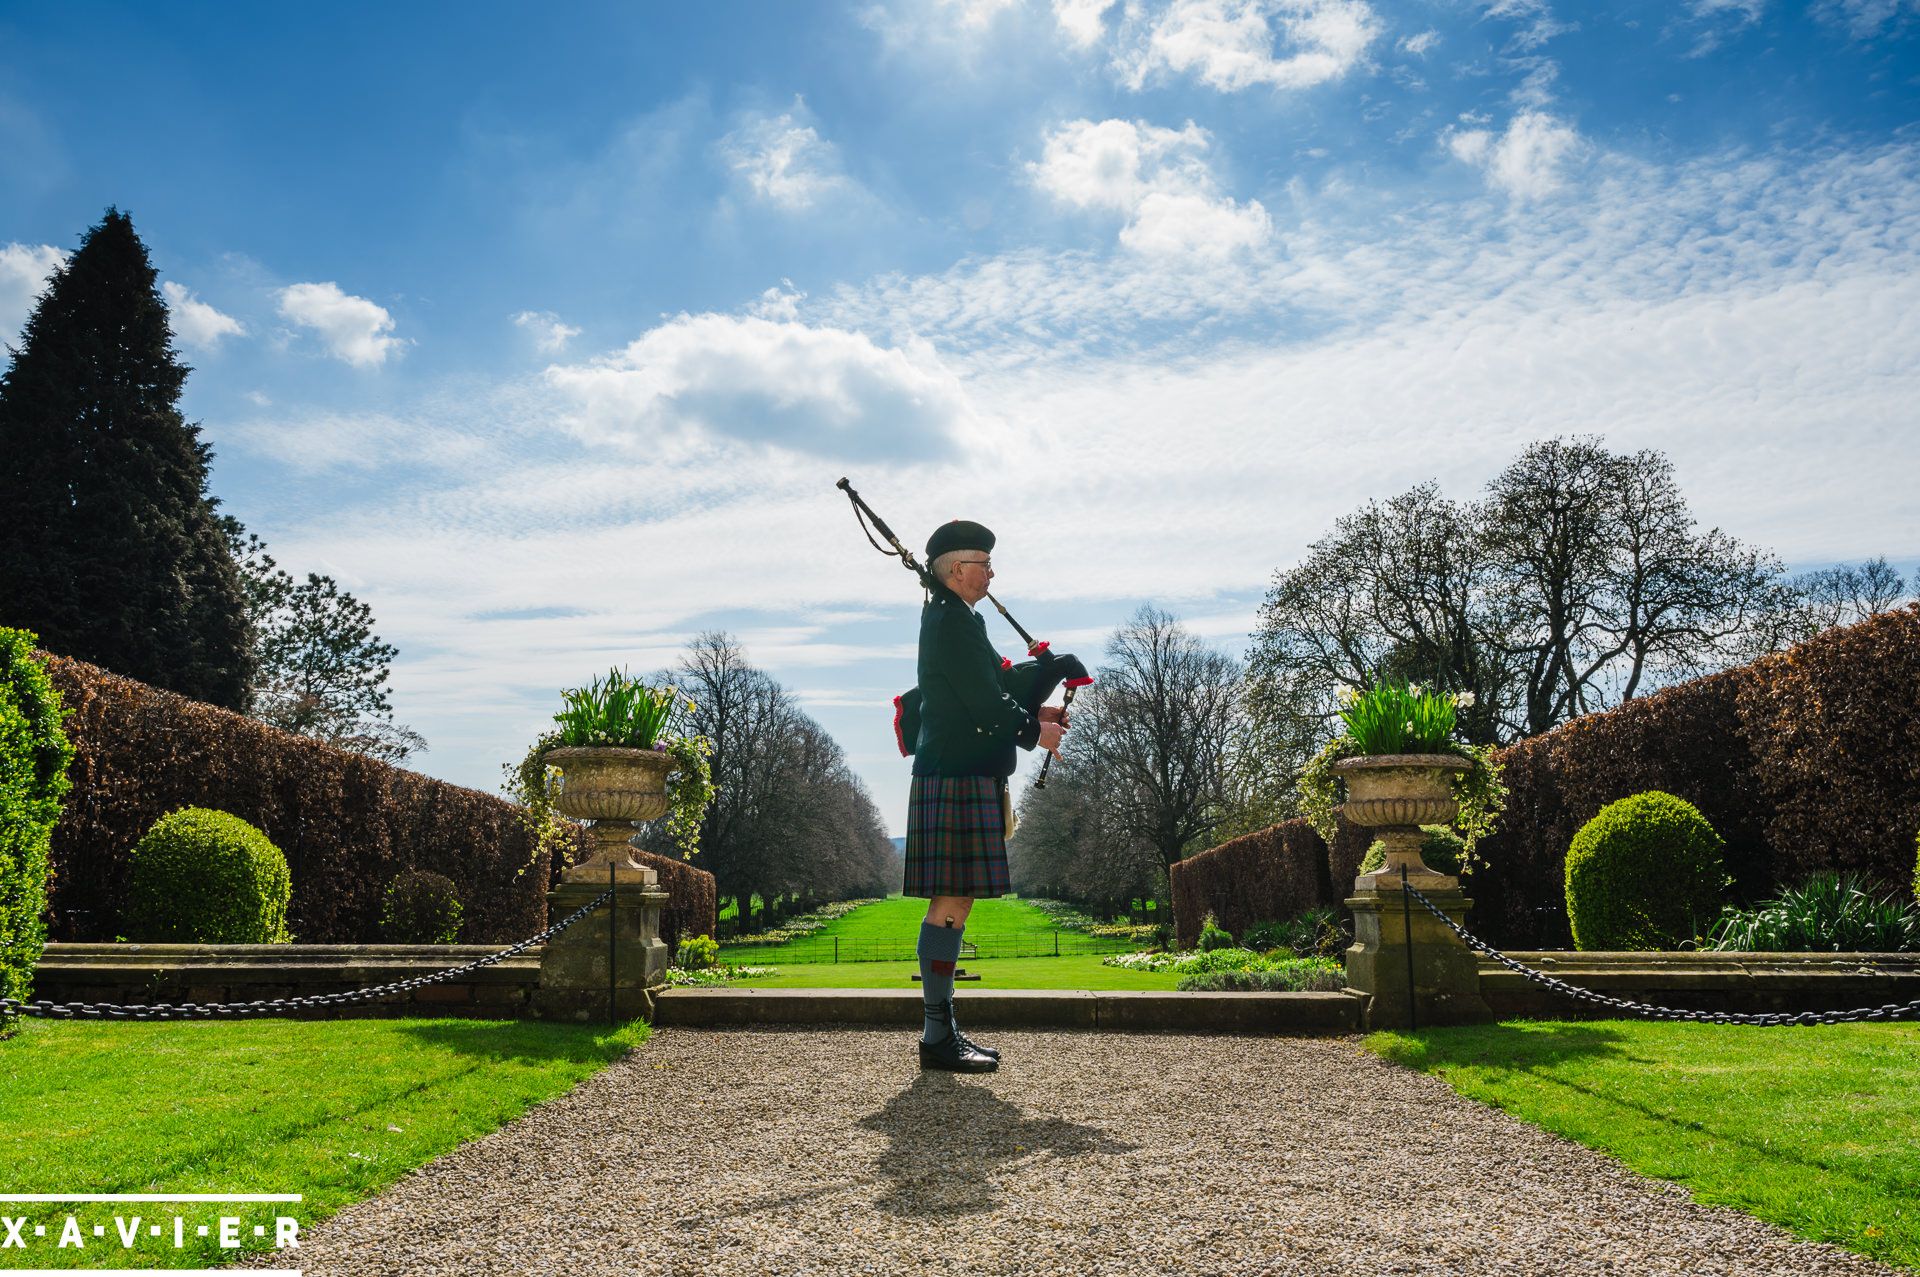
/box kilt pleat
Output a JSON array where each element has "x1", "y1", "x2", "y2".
[{"x1": 903, "y1": 774, "x2": 1010, "y2": 899}]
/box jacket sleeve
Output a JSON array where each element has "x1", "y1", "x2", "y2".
[{"x1": 934, "y1": 608, "x2": 1042, "y2": 749}]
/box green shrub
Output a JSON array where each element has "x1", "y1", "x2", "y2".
[
  {"x1": 379, "y1": 869, "x2": 464, "y2": 944},
  {"x1": 1913, "y1": 828, "x2": 1919, "y2": 903},
  {"x1": 1707, "y1": 872, "x2": 1919, "y2": 953},
  {"x1": 1244, "y1": 907, "x2": 1351, "y2": 960},
  {"x1": 1175, "y1": 960, "x2": 1346, "y2": 992},
  {"x1": 0, "y1": 631, "x2": 74, "y2": 1004},
  {"x1": 1358, "y1": 825, "x2": 1466, "y2": 877},
  {"x1": 123, "y1": 808, "x2": 291, "y2": 943},
  {"x1": 675, "y1": 933, "x2": 720, "y2": 970},
  {"x1": 1196, "y1": 912, "x2": 1234, "y2": 952},
  {"x1": 1565, "y1": 791, "x2": 1728, "y2": 950}
]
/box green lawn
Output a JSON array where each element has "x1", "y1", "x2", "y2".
[
  {"x1": 716, "y1": 894, "x2": 1130, "y2": 965},
  {"x1": 721, "y1": 952, "x2": 1186, "y2": 989},
  {"x1": 0, "y1": 1014, "x2": 648, "y2": 1271},
  {"x1": 1368, "y1": 1020, "x2": 1920, "y2": 1272}
]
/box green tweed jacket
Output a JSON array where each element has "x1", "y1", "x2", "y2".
[{"x1": 911, "y1": 583, "x2": 1041, "y2": 777}]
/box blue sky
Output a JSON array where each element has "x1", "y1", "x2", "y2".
[{"x1": 4, "y1": 0, "x2": 1917, "y2": 833}]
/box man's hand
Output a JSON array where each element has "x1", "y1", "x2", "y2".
[
  {"x1": 1038, "y1": 705, "x2": 1071, "y2": 728},
  {"x1": 1037, "y1": 721, "x2": 1066, "y2": 757}
]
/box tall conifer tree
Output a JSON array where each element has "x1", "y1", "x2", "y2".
[{"x1": 0, "y1": 208, "x2": 253, "y2": 708}]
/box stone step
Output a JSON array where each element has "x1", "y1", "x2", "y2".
[{"x1": 653, "y1": 987, "x2": 1363, "y2": 1033}]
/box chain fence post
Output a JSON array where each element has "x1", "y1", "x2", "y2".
[
  {"x1": 607, "y1": 860, "x2": 617, "y2": 1027},
  {"x1": 1401, "y1": 865, "x2": 1417, "y2": 1031}
]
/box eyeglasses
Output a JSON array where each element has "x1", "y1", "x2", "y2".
[{"x1": 957, "y1": 558, "x2": 993, "y2": 571}]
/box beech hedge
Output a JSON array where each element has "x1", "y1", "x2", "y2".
[
  {"x1": 1174, "y1": 606, "x2": 1920, "y2": 950},
  {"x1": 38, "y1": 652, "x2": 717, "y2": 948}
]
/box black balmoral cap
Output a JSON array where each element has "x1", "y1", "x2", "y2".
[{"x1": 926, "y1": 519, "x2": 995, "y2": 560}]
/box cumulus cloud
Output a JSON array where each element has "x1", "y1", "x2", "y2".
[
  {"x1": 514, "y1": 309, "x2": 581, "y2": 353},
  {"x1": 1117, "y1": 0, "x2": 1381, "y2": 93},
  {"x1": 720, "y1": 102, "x2": 850, "y2": 211},
  {"x1": 1055, "y1": 0, "x2": 1117, "y2": 46},
  {"x1": 276, "y1": 282, "x2": 405, "y2": 367},
  {"x1": 0, "y1": 242, "x2": 65, "y2": 343},
  {"x1": 1446, "y1": 111, "x2": 1585, "y2": 199},
  {"x1": 1398, "y1": 29, "x2": 1440, "y2": 55},
  {"x1": 543, "y1": 312, "x2": 980, "y2": 459},
  {"x1": 161, "y1": 281, "x2": 246, "y2": 350},
  {"x1": 1029, "y1": 118, "x2": 1271, "y2": 257}
]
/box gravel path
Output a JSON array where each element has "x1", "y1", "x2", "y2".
[{"x1": 245, "y1": 1027, "x2": 1899, "y2": 1276}]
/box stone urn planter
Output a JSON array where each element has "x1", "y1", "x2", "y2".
[
  {"x1": 1335, "y1": 753, "x2": 1471, "y2": 891},
  {"x1": 545, "y1": 745, "x2": 672, "y2": 884}
]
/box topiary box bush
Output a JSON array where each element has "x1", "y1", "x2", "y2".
[
  {"x1": 379, "y1": 867, "x2": 464, "y2": 944},
  {"x1": 1564, "y1": 791, "x2": 1728, "y2": 950},
  {"x1": 0, "y1": 630, "x2": 74, "y2": 1002},
  {"x1": 125, "y1": 807, "x2": 292, "y2": 943}
]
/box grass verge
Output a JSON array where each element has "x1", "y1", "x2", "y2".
[
  {"x1": 0, "y1": 1014, "x2": 648, "y2": 1271},
  {"x1": 1367, "y1": 1019, "x2": 1920, "y2": 1272}
]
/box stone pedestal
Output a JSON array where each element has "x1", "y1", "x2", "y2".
[
  {"x1": 532, "y1": 873, "x2": 670, "y2": 1023},
  {"x1": 1346, "y1": 880, "x2": 1492, "y2": 1030}
]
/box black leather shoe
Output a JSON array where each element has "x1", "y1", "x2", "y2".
[
  {"x1": 952, "y1": 1020, "x2": 1000, "y2": 1061},
  {"x1": 920, "y1": 1028, "x2": 998, "y2": 1072}
]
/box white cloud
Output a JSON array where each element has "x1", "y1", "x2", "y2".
[
  {"x1": 1397, "y1": 29, "x2": 1439, "y2": 55},
  {"x1": 1123, "y1": 190, "x2": 1273, "y2": 255},
  {"x1": 720, "y1": 103, "x2": 850, "y2": 211},
  {"x1": 1055, "y1": 0, "x2": 1117, "y2": 46},
  {"x1": 1510, "y1": 61, "x2": 1558, "y2": 108},
  {"x1": 1446, "y1": 111, "x2": 1584, "y2": 199},
  {"x1": 542, "y1": 312, "x2": 982, "y2": 459},
  {"x1": 1028, "y1": 118, "x2": 1272, "y2": 258},
  {"x1": 276, "y1": 282, "x2": 405, "y2": 367},
  {"x1": 0, "y1": 242, "x2": 65, "y2": 344},
  {"x1": 161, "y1": 281, "x2": 246, "y2": 350},
  {"x1": 1118, "y1": 0, "x2": 1381, "y2": 93},
  {"x1": 1815, "y1": 0, "x2": 1918, "y2": 37},
  {"x1": 748, "y1": 281, "x2": 806, "y2": 321},
  {"x1": 514, "y1": 309, "x2": 581, "y2": 353},
  {"x1": 1690, "y1": 0, "x2": 1766, "y2": 19},
  {"x1": 1681, "y1": 0, "x2": 1766, "y2": 54},
  {"x1": 1481, "y1": 0, "x2": 1577, "y2": 50},
  {"x1": 940, "y1": 0, "x2": 1022, "y2": 27}
]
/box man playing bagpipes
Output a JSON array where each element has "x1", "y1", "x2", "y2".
[
  {"x1": 904, "y1": 521, "x2": 1069, "y2": 1071},
  {"x1": 835, "y1": 480, "x2": 1091, "y2": 1073}
]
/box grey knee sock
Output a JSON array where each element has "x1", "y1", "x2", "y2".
[{"x1": 918, "y1": 920, "x2": 964, "y2": 1044}]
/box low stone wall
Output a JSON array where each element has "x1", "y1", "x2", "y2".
[
  {"x1": 1480, "y1": 951, "x2": 1920, "y2": 1020},
  {"x1": 655, "y1": 988, "x2": 1367, "y2": 1033},
  {"x1": 29, "y1": 944, "x2": 1920, "y2": 1026},
  {"x1": 30, "y1": 943, "x2": 548, "y2": 1019}
]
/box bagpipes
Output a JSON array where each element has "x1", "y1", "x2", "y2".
[{"x1": 836, "y1": 478, "x2": 1092, "y2": 788}]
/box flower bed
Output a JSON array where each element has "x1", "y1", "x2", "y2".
[{"x1": 1101, "y1": 947, "x2": 1345, "y2": 991}]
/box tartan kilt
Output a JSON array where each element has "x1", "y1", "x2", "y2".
[{"x1": 903, "y1": 774, "x2": 1010, "y2": 899}]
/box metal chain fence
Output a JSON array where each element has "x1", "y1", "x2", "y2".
[
  {"x1": 1402, "y1": 879, "x2": 1920, "y2": 1026},
  {"x1": 0, "y1": 887, "x2": 614, "y2": 1024}
]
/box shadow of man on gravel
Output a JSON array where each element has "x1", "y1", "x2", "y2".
[{"x1": 857, "y1": 1070, "x2": 1137, "y2": 1218}]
